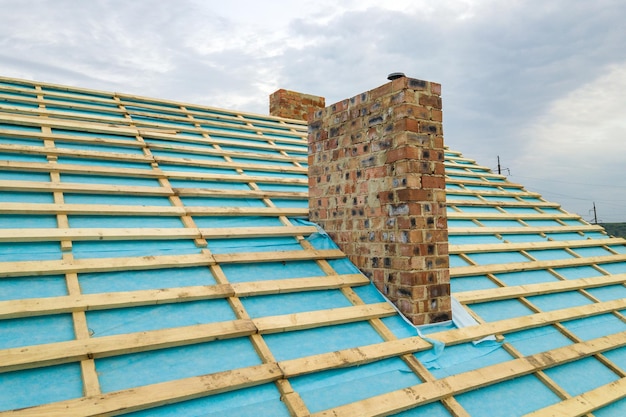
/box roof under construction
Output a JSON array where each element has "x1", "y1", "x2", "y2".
[{"x1": 0, "y1": 75, "x2": 625, "y2": 416}]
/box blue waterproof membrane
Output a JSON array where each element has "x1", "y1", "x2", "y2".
[
  {"x1": 232, "y1": 159, "x2": 300, "y2": 170},
  {"x1": 544, "y1": 357, "x2": 618, "y2": 397},
  {"x1": 244, "y1": 170, "x2": 307, "y2": 180},
  {"x1": 72, "y1": 239, "x2": 200, "y2": 259},
  {"x1": 241, "y1": 289, "x2": 351, "y2": 318},
  {"x1": 525, "y1": 249, "x2": 574, "y2": 261},
  {"x1": 46, "y1": 106, "x2": 125, "y2": 119},
  {"x1": 0, "y1": 136, "x2": 42, "y2": 146},
  {"x1": 0, "y1": 241, "x2": 61, "y2": 261},
  {"x1": 55, "y1": 142, "x2": 144, "y2": 155},
  {"x1": 0, "y1": 151, "x2": 47, "y2": 162},
  {"x1": 500, "y1": 233, "x2": 548, "y2": 243},
  {"x1": 394, "y1": 402, "x2": 454, "y2": 417},
  {"x1": 219, "y1": 145, "x2": 286, "y2": 156},
  {"x1": 585, "y1": 231, "x2": 611, "y2": 239},
  {"x1": 0, "y1": 214, "x2": 57, "y2": 228},
  {"x1": 552, "y1": 265, "x2": 601, "y2": 279},
  {"x1": 57, "y1": 156, "x2": 151, "y2": 170},
  {"x1": 526, "y1": 291, "x2": 592, "y2": 311},
  {"x1": 450, "y1": 254, "x2": 471, "y2": 267},
  {"x1": 0, "y1": 314, "x2": 74, "y2": 349},
  {"x1": 45, "y1": 96, "x2": 118, "y2": 109},
  {"x1": 272, "y1": 198, "x2": 309, "y2": 208},
  {"x1": 609, "y1": 245, "x2": 626, "y2": 254},
  {"x1": 447, "y1": 219, "x2": 478, "y2": 228},
  {"x1": 0, "y1": 191, "x2": 53, "y2": 203},
  {"x1": 42, "y1": 87, "x2": 110, "y2": 99},
  {"x1": 265, "y1": 321, "x2": 384, "y2": 361},
  {"x1": 586, "y1": 285, "x2": 626, "y2": 301},
  {"x1": 571, "y1": 246, "x2": 612, "y2": 257},
  {"x1": 292, "y1": 357, "x2": 422, "y2": 413},
  {"x1": 257, "y1": 183, "x2": 309, "y2": 193},
  {"x1": 448, "y1": 234, "x2": 502, "y2": 245},
  {"x1": 559, "y1": 219, "x2": 586, "y2": 226},
  {"x1": 506, "y1": 325, "x2": 573, "y2": 356},
  {"x1": 478, "y1": 219, "x2": 524, "y2": 227},
  {"x1": 545, "y1": 232, "x2": 586, "y2": 241},
  {"x1": 563, "y1": 314, "x2": 626, "y2": 341},
  {"x1": 60, "y1": 173, "x2": 160, "y2": 187},
  {"x1": 157, "y1": 163, "x2": 239, "y2": 176},
  {"x1": 469, "y1": 299, "x2": 534, "y2": 322},
  {"x1": 456, "y1": 374, "x2": 560, "y2": 417},
  {"x1": 96, "y1": 338, "x2": 262, "y2": 392},
  {"x1": 125, "y1": 383, "x2": 291, "y2": 417},
  {"x1": 450, "y1": 275, "x2": 499, "y2": 293},
  {"x1": 595, "y1": 398, "x2": 626, "y2": 417},
  {"x1": 64, "y1": 193, "x2": 172, "y2": 206},
  {"x1": 79, "y1": 266, "x2": 216, "y2": 293},
  {"x1": 494, "y1": 270, "x2": 560, "y2": 286},
  {"x1": 193, "y1": 216, "x2": 284, "y2": 228},
  {"x1": 222, "y1": 260, "x2": 325, "y2": 283},
  {"x1": 466, "y1": 251, "x2": 529, "y2": 265},
  {"x1": 68, "y1": 214, "x2": 184, "y2": 228},
  {"x1": 86, "y1": 299, "x2": 235, "y2": 337},
  {"x1": 0, "y1": 123, "x2": 40, "y2": 132},
  {"x1": 168, "y1": 179, "x2": 250, "y2": 190},
  {"x1": 181, "y1": 196, "x2": 266, "y2": 208},
  {"x1": 150, "y1": 149, "x2": 226, "y2": 162},
  {"x1": 480, "y1": 196, "x2": 520, "y2": 202},
  {"x1": 0, "y1": 275, "x2": 67, "y2": 300},
  {"x1": 0, "y1": 170, "x2": 49, "y2": 182},
  {"x1": 426, "y1": 341, "x2": 510, "y2": 378},
  {"x1": 206, "y1": 236, "x2": 301, "y2": 254},
  {"x1": 603, "y1": 346, "x2": 626, "y2": 371},
  {"x1": 450, "y1": 206, "x2": 501, "y2": 213},
  {"x1": 597, "y1": 262, "x2": 626, "y2": 274},
  {"x1": 0, "y1": 364, "x2": 83, "y2": 412},
  {"x1": 51, "y1": 128, "x2": 137, "y2": 141}
]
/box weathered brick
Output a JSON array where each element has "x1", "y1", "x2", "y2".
[{"x1": 302, "y1": 76, "x2": 450, "y2": 325}]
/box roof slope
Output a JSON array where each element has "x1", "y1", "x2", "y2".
[{"x1": 0, "y1": 76, "x2": 625, "y2": 416}]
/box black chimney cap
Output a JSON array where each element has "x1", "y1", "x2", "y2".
[{"x1": 387, "y1": 72, "x2": 405, "y2": 81}]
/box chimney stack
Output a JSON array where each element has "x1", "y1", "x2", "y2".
[
  {"x1": 269, "y1": 76, "x2": 450, "y2": 325},
  {"x1": 307, "y1": 76, "x2": 450, "y2": 325},
  {"x1": 269, "y1": 89, "x2": 325, "y2": 122}
]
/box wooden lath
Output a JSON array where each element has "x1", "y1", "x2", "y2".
[
  {"x1": 449, "y1": 238, "x2": 626, "y2": 254},
  {"x1": 451, "y1": 254, "x2": 626, "y2": 277},
  {"x1": 454, "y1": 273, "x2": 626, "y2": 304},
  {"x1": 310, "y1": 331, "x2": 626, "y2": 417}
]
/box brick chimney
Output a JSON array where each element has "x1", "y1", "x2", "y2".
[
  {"x1": 269, "y1": 76, "x2": 450, "y2": 325},
  {"x1": 269, "y1": 89, "x2": 325, "y2": 121}
]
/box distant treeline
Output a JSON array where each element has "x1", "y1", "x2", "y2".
[{"x1": 600, "y1": 223, "x2": 626, "y2": 239}]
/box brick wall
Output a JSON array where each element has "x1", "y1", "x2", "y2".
[
  {"x1": 307, "y1": 76, "x2": 450, "y2": 325},
  {"x1": 269, "y1": 89, "x2": 325, "y2": 122}
]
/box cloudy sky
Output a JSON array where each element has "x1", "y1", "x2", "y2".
[{"x1": 2, "y1": 0, "x2": 625, "y2": 222}]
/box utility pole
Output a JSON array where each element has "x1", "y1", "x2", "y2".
[
  {"x1": 592, "y1": 202, "x2": 598, "y2": 225},
  {"x1": 497, "y1": 155, "x2": 501, "y2": 175}
]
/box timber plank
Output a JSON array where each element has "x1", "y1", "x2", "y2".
[
  {"x1": 231, "y1": 274, "x2": 369, "y2": 296},
  {"x1": 449, "y1": 225, "x2": 603, "y2": 235},
  {"x1": 449, "y1": 238, "x2": 626, "y2": 254},
  {"x1": 451, "y1": 254, "x2": 626, "y2": 277},
  {"x1": 252, "y1": 303, "x2": 396, "y2": 334},
  {"x1": 0, "y1": 180, "x2": 172, "y2": 196},
  {"x1": 0, "y1": 226, "x2": 316, "y2": 242},
  {"x1": 0, "y1": 363, "x2": 281, "y2": 416},
  {"x1": 454, "y1": 273, "x2": 626, "y2": 304},
  {"x1": 155, "y1": 155, "x2": 307, "y2": 174}
]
